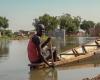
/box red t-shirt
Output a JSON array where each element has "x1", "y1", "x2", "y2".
[{"x1": 27, "y1": 35, "x2": 40, "y2": 63}]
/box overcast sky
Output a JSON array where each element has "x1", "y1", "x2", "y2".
[{"x1": 0, "y1": 0, "x2": 100, "y2": 32}]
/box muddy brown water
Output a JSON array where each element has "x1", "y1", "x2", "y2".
[{"x1": 0, "y1": 37, "x2": 100, "y2": 80}]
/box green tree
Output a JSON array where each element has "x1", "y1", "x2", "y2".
[
  {"x1": 73, "y1": 16, "x2": 81, "y2": 31},
  {"x1": 33, "y1": 14, "x2": 59, "y2": 32},
  {"x1": 80, "y1": 20, "x2": 95, "y2": 34},
  {"x1": 4, "y1": 30, "x2": 12, "y2": 37},
  {"x1": 95, "y1": 23, "x2": 100, "y2": 27},
  {"x1": 73, "y1": 16, "x2": 81, "y2": 27},
  {"x1": 0, "y1": 16, "x2": 3, "y2": 29},
  {"x1": 32, "y1": 18, "x2": 40, "y2": 28},
  {"x1": 0, "y1": 16, "x2": 9, "y2": 36},
  {"x1": 0, "y1": 16, "x2": 9, "y2": 29},
  {"x1": 59, "y1": 14, "x2": 81, "y2": 35}
]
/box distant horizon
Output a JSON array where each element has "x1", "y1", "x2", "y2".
[{"x1": 0, "y1": 0, "x2": 100, "y2": 32}]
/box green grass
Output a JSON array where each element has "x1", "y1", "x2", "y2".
[{"x1": 0, "y1": 36, "x2": 10, "y2": 40}]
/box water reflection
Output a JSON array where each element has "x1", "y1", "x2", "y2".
[
  {"x1": 0, "y1": 40, "x2": 10, "y2": 60},
  {"x1": 53, "y1": 37, "x2": 98, "y2": 52},
  {"x1": 0, "y1": 38, "x2": 99, "y2": 80},
  {"x1": 29, "y1": 68, "x2": 57, "y2": 80}
]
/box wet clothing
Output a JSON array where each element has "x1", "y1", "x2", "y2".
[{"x1": 27, "y1": 34, "x2": 41, "y2": 63}]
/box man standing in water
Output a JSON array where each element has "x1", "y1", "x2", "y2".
[{"x1": 27, "y1": 24, "x2": 57, "y2": 67}]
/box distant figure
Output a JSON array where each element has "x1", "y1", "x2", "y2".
[{"x1": 27, "y1": 24, "x2": 57, "y2": 67}]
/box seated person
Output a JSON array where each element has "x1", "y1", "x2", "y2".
[{"x1": 27, "y1": 24, "x2": 58, "y2": 67}]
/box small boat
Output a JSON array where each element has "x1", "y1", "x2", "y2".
[{"x1": 28, "y1": 39, "x2": 100, "y2": 69}]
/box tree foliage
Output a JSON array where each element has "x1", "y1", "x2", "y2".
[
  {"x1": 33, "y1": 13, "x2": 98, "y2": 36},
  {"x1": 95, "y1": 22, "x2": 100, "y2": 28},
  {"x1": 80, "y1": 20, "x2": 95, "y2": 34},
  {"x1": 33, "y1": 14, "x2": 59, "y2": 32},
  {"x1": 0, "y1": 16, "x2": 9, "y2": 29},
  {"x1": 59, "y1": 14, "x2": 81, "y2": 34}
]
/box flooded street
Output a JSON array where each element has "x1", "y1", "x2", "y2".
[{"x1": 0, "y1": 37, "x2": 100, "y2": 80}]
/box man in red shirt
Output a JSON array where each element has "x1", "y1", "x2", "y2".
[{"x1": 27, "y1": 24, "x2": 57, "y2": 67}]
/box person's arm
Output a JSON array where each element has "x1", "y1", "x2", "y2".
[
  {"x1": 41, "y1": 37, "x2": 51, "y2": 48},
  {"x1": 41, "y1": 37, "x2": 54, "y2": 67}
]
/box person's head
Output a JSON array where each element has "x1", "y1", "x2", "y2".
[{"x1": 35, "y1": 24, "x2": 45, "y2": 37}]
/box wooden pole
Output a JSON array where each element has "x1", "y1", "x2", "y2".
[
  {"x1": 60, "y1": 53, "x2": 85, "y2": 55},
  {"x1": 84, "y1": 44, "x2": 100, "y2": 46},
  {"x1": 81, "y1": 45, "x2": 87, "y2": 53},
  {"x1": 95, "y1": 40, "x2": 100, "y2": 48},
  {"x1": 49, "y1": 38, "x2": 54, "y2": 67},
  {"x1": 72, "y1": 48, "x2": 78, "y2": 57}
]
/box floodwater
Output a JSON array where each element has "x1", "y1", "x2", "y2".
[{"x1": 0, "y1": 37, "x2": 100, "y2": 80}]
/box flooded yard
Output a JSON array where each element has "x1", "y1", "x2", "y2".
[{"x1": 0, "y1": 37, "x2": 100, "y2": 80}]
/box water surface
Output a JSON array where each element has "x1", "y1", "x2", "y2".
[{"x1": 0, "y1": 37, "x2": 100, "y2": 80}]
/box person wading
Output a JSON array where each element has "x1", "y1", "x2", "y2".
[{"x1": 27, "y1": 24, "x2": 57, "y2": 67}]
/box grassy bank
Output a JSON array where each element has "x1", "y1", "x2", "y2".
[
  {"x1": 0, "y1": 36, "x2": 10, "y2": 40},
  {"x1": 0, "y1": 35, "x2": 29, "y2": 40}
]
